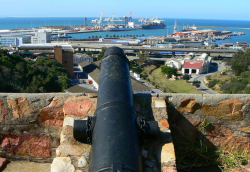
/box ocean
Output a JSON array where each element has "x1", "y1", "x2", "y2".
[{"x1": 0, "y1": 17, "x2": 250, "y2": 44}]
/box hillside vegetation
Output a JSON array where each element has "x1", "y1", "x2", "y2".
[
  {"x1": 0, "y1": 49, "x2": 70, "y2": 93},
  {"x1": 206, "y1": 49, "x2": 250, "y2": 94}
]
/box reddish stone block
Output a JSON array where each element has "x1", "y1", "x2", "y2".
[
  {"x1": 63, "y1": 100, "x2": 93, "y2": 116},
  {"x1": 160, "y1": 119, "x2": 169, "y2": 128},
  {"x1": 0, "y1": 100, "x2": 8, "y2": 123},
  {"x1": 177, "y1": 99, "x2": 199, "y2": 113},
  {"x1": 187, "y1": 118, "x2": 200, "y2": 127},
  {"x1": 17, "y1": 97, "x2": 31, "y2": 116},
  {"x1": 40, "y1": 98, "x2": 65, "y2": 127},
  {"x1": 0, "y1": 158, "x2": 7, "y2": 170},
  {"x1": 0, "y1": 134, "x2": 51, "y2": 158},
  {"x1": 7, "y1": 97, "x2": 31, "y2": 118},
  {"x1": 201, "y1": 98, "x2": 244, "y2": 121},
  {"x1": 239, "y1": 125, "x2": 250, "y2": 133},
  {"x1": 162, "y1": 166, "x2": 177, "y2": 172},
  {"x1": 206, "y1": 125, "x2": 250, "y2": 153}
]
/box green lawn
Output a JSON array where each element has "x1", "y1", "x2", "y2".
[{"x1": 151, "y1": 67, "x2": 204, "y2": 94}]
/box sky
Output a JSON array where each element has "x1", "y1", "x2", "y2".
[{"x1": 1, "y1": 0, "x2": 250, "y2": 20}]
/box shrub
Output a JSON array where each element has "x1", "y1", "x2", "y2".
[
  {"x1": 183, "y1": 74, "x2": 190, "y2": 80},
  {"x1": 221, "y1": 82, "x2": 246, "y2": 94},
  {"x1": 161, "y1": 66, "x2": 177, "y2": 77},
  {"x1": 206, "y1": 75, "x2": 211, "y2": 80},
  {"x1": 208, "y1": 79, "x2": 219, "y2": 88}
]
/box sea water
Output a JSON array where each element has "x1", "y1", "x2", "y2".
[{"x1": 0, "y1": 17, "x2": 250, "y2": 44}]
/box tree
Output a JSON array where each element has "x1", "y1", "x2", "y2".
[
  {"x1": 0, "y1": 50, "x2": 70, "y2": 93},
  {"x1": 132, "y1": 67, "x2": 142, "y2": 74},
  {"x1": 228, "y1": 50, "x2": 250, "y2": 75},
  {"x1": 106, "y1": 34, "x2": 109, "y2": 37},
  {"x1": 211, "y1": 44, "x2": 218, "y2": 49},
  {"x1": 138, "y1": 54, "x2": 147, "y2": 65},
  {"x1": 98, "y1": 47, "x2": 107, "y2": 60},
  {"x1": 86, "y1": 51, "x2": 93, "y2": 56},
  {"x1": 161, "y1": 66, "x2": 177, "y2": 78}
]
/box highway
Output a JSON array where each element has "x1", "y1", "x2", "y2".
[{"x1": 68, "y1": 42, "x2": 238, "y2": 54}]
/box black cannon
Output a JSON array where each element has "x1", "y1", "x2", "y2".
[{"x1": 73, "y1": 47, "x2": 159, "y2": 172}]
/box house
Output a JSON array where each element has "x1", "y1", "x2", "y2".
[
  {"x1": 182, "y1": 60, "x2": 209, "y2": 74},
  {"x1": 165, "y1": 59, "x2": 182, "y2": 70},
  {"x1": 77, "y1": 61, "x2": 151, "y2": 94},
  {"x1": 73, "y1": 53, "x2": 93, "y2": 65}
]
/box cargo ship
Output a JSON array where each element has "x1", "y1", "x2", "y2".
[
  {"x1": 107, "y1": 21, "x2": 136, "y2": 31},
  {"x1": 141, "y1": 17, "x2": 166, "y2": 29},
  {"x1": 182, "y1": 24, "x2": 197, "y2": 31}
]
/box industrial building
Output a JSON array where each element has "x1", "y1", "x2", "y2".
[
  {"x1": 31, "y1": 32, "x2": 51, "y2": 44},
  {"x1": 236, "y1": 41, "x2": 248, "y2": 47},
  {"x1": 0, "y1": 35, "x2": 31, "y2": 47}
]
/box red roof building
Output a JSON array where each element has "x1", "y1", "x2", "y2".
[
  {"x1": 182, "y1": 60, "x2": 209, "y2": 74},
  {"x1": 183, "y1": 60, "x2": 203, "y2": 69}
]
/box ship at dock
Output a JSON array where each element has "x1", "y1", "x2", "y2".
[
  {"x1": 108, "y1": 22, "x2": 136, "y2": 31},
  {"x1": 141, "y1": 16, "x2": 166, "y2": 29},
  {"x1": 106, "y1": 15, "x2": 136, "y2": 31},
  {"x1": 182, "y1": 24, "x2": 197, "y2": 31}
]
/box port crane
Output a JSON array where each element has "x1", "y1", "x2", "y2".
[
  {"x1": 103, "y1": 14, "x2": 123, "y2": 25},
  {"x1": 91, "y1": 10, "x2": 103, "y2": 30}
]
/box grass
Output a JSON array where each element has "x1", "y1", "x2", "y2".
[
  {"x1": 175, "y1": 137, "x2": 249, "y2": 171},
  {"x1": 151, "y1": 67, "x2": 204, "y2": 94},
  {"x1": 217, "y1": 149, "x2": 249, "y2": 170}
]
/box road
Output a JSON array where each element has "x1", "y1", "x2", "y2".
[
  {"x1": 190, "y1": 62, "x2": 226, "y2": 94},
  {"x1": 67, "y1": 41, "x2": 238, "y2": 54}
]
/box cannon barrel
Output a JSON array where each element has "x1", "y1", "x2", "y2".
[
  {"x1": 74, "y1": 47, "x2": 160, "y2": 172},
  {"x1": 90, "y1": 47, "x2": 141, "y2": 172}
]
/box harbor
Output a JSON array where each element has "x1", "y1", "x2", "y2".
[{"x1": 0, "y1": 12, "x2": 249, "y2": 48}]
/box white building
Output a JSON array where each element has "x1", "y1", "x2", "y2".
[
  {"x1": 182, "y1": 53, "x2": 210, "y2": 75},
  {"x1": 73, "y1": 53, "x2": 93, "y2": 65},
  {"x1": 0, "y1": 35, "x2": 31, "y2": 47},
  {"x1": 31, "y1": 32, "x2": 51, "y2": 44},
  {"x1": 197, "y1": 53, "x2": 209, "y2": 61},
  {"x1": 165, "y1": 59, "x2": 182, "y2": 70}
]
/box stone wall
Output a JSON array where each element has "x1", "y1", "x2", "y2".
[
  {"x1": 156, "y1": 93, "x2": 250, "y2": 171},
  {"x1": 0, "y1": 93, "x2": 83, "y2": 163},
  {"x1": 1, "y1": 92, "x2": 250, "y2": 172}
]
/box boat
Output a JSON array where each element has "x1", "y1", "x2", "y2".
[
  {"x1": 56, "y1": 33, "x2": 72, "y2": 38},
  {"x1": 182, "y1": 24, "x2": 197, "y2": 31},
  {"x1": 141, "y1": 17, "x2": 166, "y2": 29},
  {"x1": 107, "y1": 21, "x2": 136, "y2": 31}
]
